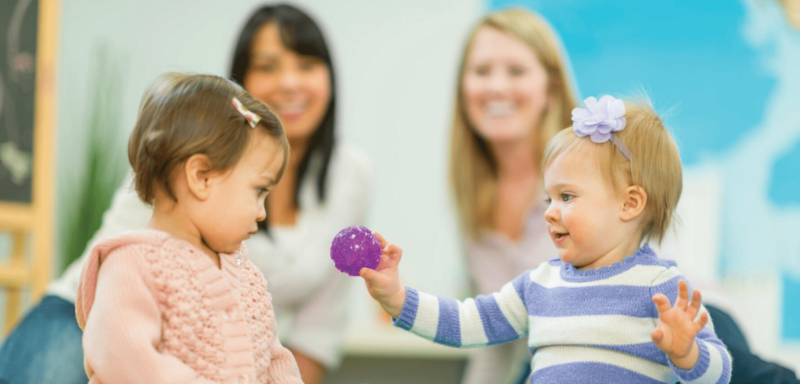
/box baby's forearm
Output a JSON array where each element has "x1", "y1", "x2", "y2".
[
  {"x1": 668, "y1": 341, "x2": 699, "y2": 370},
  {"x1": 380, "y1": 286, "x2": 407, "y2": 319}
]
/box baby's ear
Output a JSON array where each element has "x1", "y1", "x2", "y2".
[
  {"x1": 184, "y1": 154, "x2": 214, "y2": 201},
  {"x1": 620, "y1": 185, "x2": 647, "y2": 222}
]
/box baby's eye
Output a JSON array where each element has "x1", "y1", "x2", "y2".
[
  {"x1": 544, "y1": 197, "x2": 552, "y2": 204},
  {"x1": 257, "y1": 187, "x2": 269, "y2": 197},
  {"x1": 561, "y1": 193, "x2": 573, "y2": 202}
]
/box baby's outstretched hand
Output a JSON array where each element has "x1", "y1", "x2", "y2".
[
  {"x1": 651, "y1": 280, "x2": 709, "y2": 370},
  {"x1": 359, "y1": 232, "x2": 406, "y2": 319}
]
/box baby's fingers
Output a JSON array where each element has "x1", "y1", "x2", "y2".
[
  {"x1": 650, "y1": 327, "x2": 665, "y2": 346},
  {"x1": 374, "y1": 232, "x2": 389, "y2": 248},
  {"x1": 652, "y1": 293, "x2": 672, "y2": 315},
  {"x1": 385, "y1": 243, "x2": 403, "y2": 262},
  {"x1": 686, "y1": 289, "x2": 703, "y2": 320},
  {"x1": 675, "y1": 280, "x2": 690, "y2": 310},
  {"x1": 694, "y1": 311, "x2": 709, "y2": 332},
  {"x1": 360, "y1": 267, "x2": 377, "y2": 283}
]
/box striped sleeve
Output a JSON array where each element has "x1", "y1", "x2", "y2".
[
  {"x1": 649, "y1": 268, "x2": 732, "y2": 384},
  {"x1": 394, "y1": 272, "x2": 531, "y2": 348}
]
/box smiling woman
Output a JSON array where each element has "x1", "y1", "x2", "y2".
[
  {"x1": 448, "y1": 8, "x2": 578, "y2": 384},
  {"x1": 0, "y1": 4, "x2": 371, "y2": 384}
]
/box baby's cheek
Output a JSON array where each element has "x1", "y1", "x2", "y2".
[{"x1": 564, "y1": 211, "x2": 588, "y2": 243}]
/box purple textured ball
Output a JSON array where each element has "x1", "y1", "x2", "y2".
[{"x1": 330, "y1": 226, "x2": 382, "y2": 276}]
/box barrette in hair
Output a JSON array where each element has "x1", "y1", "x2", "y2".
[
  {"x1": 572, "y1": 95, "x2": 630, "y2": 160},
  {"x1": 231, "y1": 97, "x2": 261, "y2": 128}
]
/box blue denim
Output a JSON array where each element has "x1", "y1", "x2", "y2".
[
  {"x1": 0, "y1": 295, "x2": 88, "y2": 384},
  {"x1": 705, "y1": 305, "x2": 799, "y2": 384}
]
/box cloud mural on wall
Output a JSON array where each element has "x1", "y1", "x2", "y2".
[{"x1": 491, "y1": 0, "x2": 800, "y2": 342}]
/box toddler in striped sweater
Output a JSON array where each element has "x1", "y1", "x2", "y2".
[{"x1": 360, "y1": 96, "x2": 732, "y2": 383}]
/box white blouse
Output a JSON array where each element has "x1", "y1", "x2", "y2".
[{"x1": 48, "y1": 143, "x2": 372, "y2": 369}]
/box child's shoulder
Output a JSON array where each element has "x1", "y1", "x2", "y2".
[
  {"x1": 639, "y1": 243, "x2": 680, "y2": 272},
  {"x1": 90, "y1": 229, "x2": 207, "y2": 276},
  {"x1": 90, "y1": 230, "x2": 169, "y2": 260}
]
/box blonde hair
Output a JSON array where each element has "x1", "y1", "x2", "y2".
[
  {"x1": 128, "y1": 73, "x2": 289, "y2": 205},
  {"x1": 541, "y1": 98, "x2": 682, "y2": 244},
  {"x1": 450, "y1": 8, "x2": 578, "y2": 238}
]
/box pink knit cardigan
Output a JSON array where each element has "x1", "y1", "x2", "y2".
[{"x1": 76, "y1": 230, "x2": 303, "y2": 384}]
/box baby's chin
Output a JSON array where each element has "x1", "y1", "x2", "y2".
[
  {"x1": 557, "y1": 251, "x2": 587, "y2": 268},
  {"x1": 207, "y1": 240, "x2": 244, "y2": 255}
]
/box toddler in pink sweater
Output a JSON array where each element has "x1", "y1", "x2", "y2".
[{"x1": 75, "y1": 73, "x2": 303, "y2": 384}]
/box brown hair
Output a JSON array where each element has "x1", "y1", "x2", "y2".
[
  {"x1": 450, "y1": 8, "x2": 578, "y2": 238},
  {"x1": 541, "y1": 98, "x2": 683, "y2": 244},
  {"x1": 128, "y1": 73, "x2": 289, "y2": 205}
]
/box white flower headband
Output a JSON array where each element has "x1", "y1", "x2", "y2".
[
  {"x1": 571, "y1": 95, "x2": 630, "y2": 160},
  {"x1": 231, "y1": 97, "x2": 261, "y2": 128}
]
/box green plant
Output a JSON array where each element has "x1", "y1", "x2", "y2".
[{"x1": 58, "y1": 45, "x2": 126, "y2": 272}]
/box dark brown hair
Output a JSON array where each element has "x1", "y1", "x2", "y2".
[
  {"x1": 230, "y1": 4, "x2": 336, "y2": 228},
  {"x1": 128, "y1": 73, "x2": 289, "y2": 205}
]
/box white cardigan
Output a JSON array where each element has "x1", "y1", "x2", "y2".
[{"x1": 49, "y1": 143, "x2": 372, "y2": 369}]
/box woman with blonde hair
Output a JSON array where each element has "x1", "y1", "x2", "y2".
[{"x1": 449, "y1": 8, "x2": 577, "y2": 384}]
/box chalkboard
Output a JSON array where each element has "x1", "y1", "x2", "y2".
[{"x1": 0, "y1": 0, "x2": 38, "y2": 204}]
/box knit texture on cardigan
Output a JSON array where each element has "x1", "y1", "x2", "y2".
[{"x1": 76, "y1": 230, "x2": 302, "y2": 384}]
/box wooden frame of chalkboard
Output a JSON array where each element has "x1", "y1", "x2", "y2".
[{"x1": 0, "y1": 0, "x2": 58, "y2": 334}]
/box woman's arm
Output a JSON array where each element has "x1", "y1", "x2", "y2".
[
  {"x1": 283, "y1": 270, "x2": 353, "y2": 382},
  {"x1": 290, "y1": 350, "x2": 325, "y2": 384}
]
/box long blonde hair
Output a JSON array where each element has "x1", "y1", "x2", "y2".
[{"x1": 450, "y1": 8, "x2": 578, "y2": 238}]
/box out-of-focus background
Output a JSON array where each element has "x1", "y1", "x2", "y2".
[{"x1": 0, "y1": 0, "x2": 798, "y2": 382}]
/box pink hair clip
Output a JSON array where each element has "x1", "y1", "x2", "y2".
[{"x1": 231, "y1": 97, "x2": 261, "y2": 128}]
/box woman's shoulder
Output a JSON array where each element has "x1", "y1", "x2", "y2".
[{"x1": 321, "y1": 142, "x2": 373, "y2": 202}]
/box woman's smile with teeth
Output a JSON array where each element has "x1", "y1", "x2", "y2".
[
  {"x1": 274, "y1": 102, "x2": 307, "y2": 115},
  {"x1": 486, "y1": 102, "x2": 514, "y2": 116}
]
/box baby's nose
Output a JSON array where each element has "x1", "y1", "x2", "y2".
[{"x1": 544, "y1": 206, "x2": 558, "y2": 223}]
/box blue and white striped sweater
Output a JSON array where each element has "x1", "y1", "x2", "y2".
[{"x1": 394, "y1": 244, "x2": 732, "y2": 384}]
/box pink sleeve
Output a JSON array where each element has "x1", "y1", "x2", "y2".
[
  {"x1": 82, "y1": 247, "x2": 217, "y2": 384},
  {"x1": 265, "y1": 305, "x2": 303, "y2": 384}
]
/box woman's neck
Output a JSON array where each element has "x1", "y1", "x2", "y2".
[
  {"x1": 288, "y1": 137, "x2": 310, "y2": 163},
  {"x1": 267, "y1": 138, "x2": 307, "y2": 227},
  {"x1": 489, "y1": 138, "x2": 541, "y2": 240},
  {"x1": 490, "y1": 139, "x2": 538, "y2": 182}
]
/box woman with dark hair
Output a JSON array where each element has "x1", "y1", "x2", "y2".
[{"x1": 0, "y1": 4, "x2": 370, "y2": 384}]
